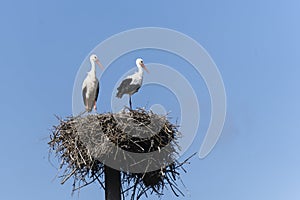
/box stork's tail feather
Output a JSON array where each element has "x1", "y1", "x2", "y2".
[
  {"x1": 116, "y1": 91, "x2": 123, "y2": 98},
  {"x1": 85, "y1": 106, "x2": 93, "y2": 113}
]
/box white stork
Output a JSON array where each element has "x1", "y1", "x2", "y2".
[
  {"x1": 116, "y1": 58, "x2": 149, "y2": 109},
  {"x1": 82, "y1": 54, "x2": 104, "y2": 112}
]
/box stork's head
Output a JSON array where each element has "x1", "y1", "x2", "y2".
[
  {"x1": 90, "y1": 54, "x2": 104, "y2": 70},
  {"x1": 136, "y1": 58, "x2": 149, "y2": 73}
]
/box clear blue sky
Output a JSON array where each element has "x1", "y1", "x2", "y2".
[{"x1": 1, "y1": 0, "x2": 300, "y2": 199}]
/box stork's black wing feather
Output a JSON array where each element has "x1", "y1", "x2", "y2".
[
  {"x1": 116, "y1": 78, "x2": 140, "y2": 98},
  {"x1": 117, "y1": 78, "x2": 132, "y2": 90},
  {"x1": 82, "y1": 86, "x2": 87, "y2": 107},
  {"x1": 95, "y1": 81, "x2": 99, "y2": 102}
]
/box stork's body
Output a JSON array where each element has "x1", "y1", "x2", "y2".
[
  {"x1": 82, "y1": 54, "x2": 104, "y2": 112},
  {"x1": 116, "y1": 58, "x2": 149, "y2": 109}
]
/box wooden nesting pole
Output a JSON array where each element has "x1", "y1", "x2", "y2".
[{"x1": 104, "y1": 165, "x2": 121, "y2": 200}]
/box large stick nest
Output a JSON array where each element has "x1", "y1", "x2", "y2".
[{"x1": 49, "y1": 108, "x2": 193, "y2": 199}]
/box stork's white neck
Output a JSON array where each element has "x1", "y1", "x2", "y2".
[
  {"x1": 137, "y1": 64, "x2": 143, "y2": 76},
  {"x1": 89, "y1": 60, "x2": 96, "y2": 76}
]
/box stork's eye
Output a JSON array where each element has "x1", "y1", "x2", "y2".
[{"x1": 141, "y1": 61, "x2": 143, "y2": 63}]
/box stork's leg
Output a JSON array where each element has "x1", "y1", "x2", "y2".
[
  {"x1": 94, "y1": 101, "x2": 97, "y2": 111},
  {"x1": 129, "y1": 95, "x2": 132, "y2": 110},
  {"x1": 85, "y1": 99, "x2": 89, "y2": 111}
]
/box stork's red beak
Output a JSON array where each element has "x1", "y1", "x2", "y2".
[
  {"x1": 96, "y1": 60, "x2": 104, "y2": 70},
  {"x1": 141, "y1": 63, "x2": 149, "y2": 73}
]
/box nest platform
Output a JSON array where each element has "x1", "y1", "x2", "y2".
[{"x1": 49, "y1": 108, "x2": 192, "y2": 199}]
